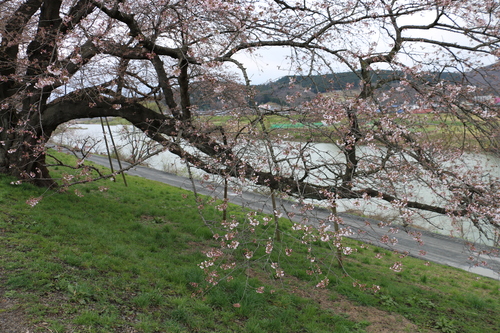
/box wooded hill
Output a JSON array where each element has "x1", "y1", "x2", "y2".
[
  {"x1": 252, "y1": 66, "x2": 499, "y2": 106},
  {"x1": 189, "y1": 64, "x2": 500, "y2": 111}
]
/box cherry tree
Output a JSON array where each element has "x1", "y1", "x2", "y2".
[{"x1": 1, "y1": 0, "x2": 500, "y2": 282}]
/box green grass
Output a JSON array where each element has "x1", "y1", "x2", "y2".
[
  {"x1": 75, "y1": 117, "x2": 132, "y2": 126},
  {"x1": 0, "y1": 151, "x2": 499, "y2": 332}
]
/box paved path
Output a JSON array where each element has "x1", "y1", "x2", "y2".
[{"x1": 87, "y1": 154, "x2": 500, "y2": 280}]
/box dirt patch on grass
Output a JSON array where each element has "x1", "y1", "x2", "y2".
[
  {"x1": 326, "y1": 295, "x2": 418, "y2": 333},
  {"x1": 0, "y1": 229, "x2": 33, "y2": 332},
  {"x1": 0, "y1": 283, "x2": 31, "y2": 333},
  {"x1": 139, "y1": 214, "x2": 170, "y2": 226},
  {"x1": 0, "y1": 300, "x2": 30, "y2": 333},
  {"x1": 249, "y1": 269, "x2": 421, "y2": 333},
  {"x1": 291, "y1": 281, "x2": 418, "y2": 333}
]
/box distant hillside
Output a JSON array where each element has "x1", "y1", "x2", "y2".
[
  {"x1": 464, "y1": 62, "x2": 500, "y2": 94},
  {"x1": 253, "y1": 70, "x2": 463, "y2": 106},
  {"x1": 190, "y1": 64, "x2": 500, "y2": 110}
]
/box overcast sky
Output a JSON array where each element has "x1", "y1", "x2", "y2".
[
  {"x1": 230, "y1": 9, "x2": 499, "y2": 86},
  {"x1": 233, "y1": 47, "x2": 296, "y2": 84}
]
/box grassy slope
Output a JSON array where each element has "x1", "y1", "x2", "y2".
[{"x1": 0, "y1": 151, "x2": 499, "y2": 333}]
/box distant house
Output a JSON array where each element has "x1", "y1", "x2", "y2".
[
  {"x1": 474, "y1": 95, "x2": 493, "y2": 102},
  {"x1": 258, "y1": 103, "x2": 280, "y2": 111},
  {"x1": 412, "y1": 108, "x2": 433, "y2": 114}
]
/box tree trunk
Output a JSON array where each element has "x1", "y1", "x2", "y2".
[{"x1": 0, "y1": 127, "x2": 55, "y2": 188}]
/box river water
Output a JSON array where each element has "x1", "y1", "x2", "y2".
[{"x1": 51, "y1": 124, "x2": 500, "y2": 244}]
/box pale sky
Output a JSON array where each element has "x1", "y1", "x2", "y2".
[
  {"x1": 230, "y1": 9, "x2": 499, "y2": 85},
  {"x1": 233, "y1": 47, "x2": 297, "y2": 84}
]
